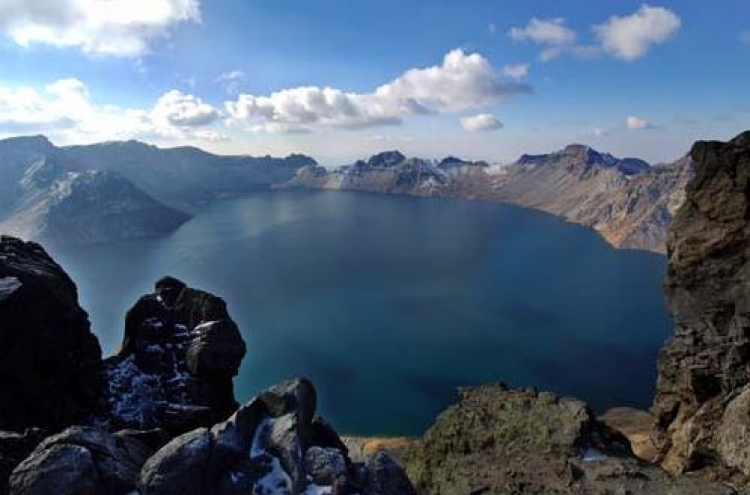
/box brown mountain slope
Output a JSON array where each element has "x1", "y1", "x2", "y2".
[{"x1": 285, "y1": 146, "x2": 694, "y2": 253}]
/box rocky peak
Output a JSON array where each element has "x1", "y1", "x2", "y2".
[
  {"x1": 104, "y1": 275, "x2": 247, "y2": 433},
  {"x1": 517, "y1": 144, "x2": 650, "y2": 175},
  {"x1": 437, "y1": 156, "x2": 489, "y2": 170},
  {"x1": 560, "y1": 143, "x2": 602, "y2": 161},
  {"x1": 653, "y1": 130, "x2": 750, "y2": 478},
  {"x1": 366, "y1": 151, "x2": 406, "y2": 168}
]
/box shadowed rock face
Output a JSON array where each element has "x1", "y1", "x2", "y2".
[
  {"x1": 103, "y1": 276, "x2": 247, "y2": 434},
  {"x1": 653, "y1": 131, "x2": 750, "y2": 478},
  {"x1": 0, "y1": 236, "x2": 102, "y2": 431}
]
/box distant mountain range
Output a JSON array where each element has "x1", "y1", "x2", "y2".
[
  {"x1": 0, "y1": 135, "x2": 692, "y2": 252},
  {"x1": 0, "y1": 136, "x2": 315, "y2": 247},
  {"x1": 285, "y1": 144, "x2": 694, "y2": 253}
]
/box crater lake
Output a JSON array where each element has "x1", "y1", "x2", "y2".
[{"x1": 51, "y1": 190, "x2": 671, "y2": 436}]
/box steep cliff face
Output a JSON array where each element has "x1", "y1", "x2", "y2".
[
  {"x1": 285, "y1": 146, "x2": 692, "y2": 253},
  {"x1": 0, "y1": 236, "x2": 102, "y2": 431},
  {"x1": 653, "y1": 131, "x2": 750, "y2": 478},
  {"x1": 492, "y1": 152, "x2": 693, "y2": 252}
]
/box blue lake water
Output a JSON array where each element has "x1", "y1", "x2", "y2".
[{"x1": 52, "y1": 190, "x2": 671, "y2": 436}]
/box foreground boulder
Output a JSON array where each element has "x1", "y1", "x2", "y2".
[
  {"x1": 9, "y1": 427, "x2": 167, "y2": 495},
  {"x1": 653, "y1": 131, "x2": 750, "y2": 480},
  {"x1": 103, "y1": 276, "x2": 247, "y2": 433},
  {"x1": 398, "y1": 384, "x2": 736, "y2": 495},
  {"x1": 138, "y1": 378, "x2": 414, "y2": 495},
  {"x1": 0, "y1": 236, "x2": 102, "y2": 431},
  {"x1": 0, "y1": 430, "x2": 46, "y2": 495}
]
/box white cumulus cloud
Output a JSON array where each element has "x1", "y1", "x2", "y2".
[
  {"x1": 509, "y1": 18, "x2": 577, "y2": 61},
  {"x1": 460, "y1": 113, "x2": 503, "y2": 132},
  {"x1": 594, "y1": 5, "x2": 681, "y2": 60},
  {"x1": 0, "y1": 78, "x2": 224, "y2": 143},
  {"x1": 151, "y1": 90, "x2": 221, "y2": 127},
  {"x1": 627, "y1": 115, "x2": 655, "y2": 130},
  {"x1": 0, "y1": 0, "x2": 200, "y2": 56},
  {"x1": 226, "y1": 49, "x2": 530, "y2": 133}
]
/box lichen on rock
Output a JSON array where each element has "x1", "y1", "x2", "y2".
[{"x1": 653, "y1": 131, "x2": 750, "y2": 480}]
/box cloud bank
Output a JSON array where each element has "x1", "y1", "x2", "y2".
[
  {"x1": 509, "y1": 4, "x2": 680, "y2": 62},
  {"x1": 226, "y1": 49, "x2": 530, "y2": 133},
  {"x1": 0, "y1": 79, "x2": 224, "y2": 142},
  {"x1": 0, "y1": 0, "x2": 200, "y2": 56}
]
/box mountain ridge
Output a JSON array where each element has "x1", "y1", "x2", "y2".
[
  {"x1": 0, "y1": 134, "x2": 689, "y2": 253},
  {"x1": 0, "y1": 135, "x2": 317, "y2": 246}
]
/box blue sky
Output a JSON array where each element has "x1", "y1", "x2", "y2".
[{"x1": 0, "y1": 0, "x2": 748, "y2": 165}]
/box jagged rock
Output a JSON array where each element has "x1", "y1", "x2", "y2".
[
  {"x1": 8, "y1": 426, "x2": 161, "y2": 495},
  {"x1": 137, "y1": 378, "x2": 414, "y2": 495},
  {"x1": 400, "y1": 384, "x2": 737, "y2": 495},
  {"x1": 103, "y1": 276, "x2": 247, "y2": 433},
  {"x1": 363, "y1": 452, "x2": 415, "y2": 495},
  {"x1": 653, "y1": 131, "x2": 750, "y2": 479},
  {"x1": 401, "y1": 384, "x2": 632, "y2": 495},
  {"x1": 0, "y1": 430, "x2": 46, "y2": 495},
  {"x1": 599, "y1": 408, "x2": 658, "y2": 462},
  {"x1": 0, "y1": 236, "x2": 102, "y2": 431}
]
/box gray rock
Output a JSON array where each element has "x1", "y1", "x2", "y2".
[
  {"x1": 0, "y1": 430, "x2": 46, "y2": 495},
  {"x1": 305, "y1": 447, "x2": 348, "y2": 486},
  {"x1": 9, "y1": 426, "x2": 156, "y2": 495},
  {"x1": 364, "y1": 452, "x2": 415, "y2": 495},
  {"x1": 653, "y1": 131, "x2": 750, "y2": 479},
  {"x1": 186, "y1": 320, "x2": 245, "y2": 377},
  {"x1": 137, "y1": 428, "x2": 212, "y2": 495},
  {"x1": 137, "y1": 378, "x2": 415, "y2": 495}
]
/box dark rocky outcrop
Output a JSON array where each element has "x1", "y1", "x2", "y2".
[
  {"x1": 653, "y1": 131, "x2": 750, "y2": 479},
  {"x1": 0, "y1": 430, "x2": 46, "y2": 495},
  {"x1": 9, "y1": 427, "x2": 165, "y2": 495},
  {"x1": 0, "y1": 236, "x2": 102, "y2": 431},
  {"x1": 103, "y1": 276, "x2": 247, "y2": 434},
  {"x1": 137, "y1": 378, "x2": 414, "y2": 495}
]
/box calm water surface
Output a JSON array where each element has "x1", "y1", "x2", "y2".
[{"x1": 52, "y1": 191, "x2": 671, "y2": 435}]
